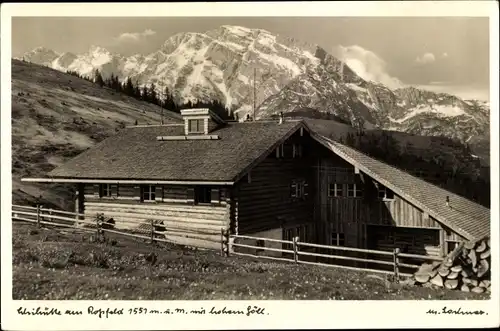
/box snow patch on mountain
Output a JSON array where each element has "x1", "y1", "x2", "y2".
[{"x1": 391, "y1": 104, "x2": 470, "y2": 123}]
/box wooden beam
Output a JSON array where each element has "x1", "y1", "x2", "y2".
[
  {"x1": 439, "y1": 229, "x2": 446, "y2": 257},
  {"x1": 358, "y1": 172, "x2": 365, "y2": 183},
  {"x1": 354, "y1": 167, "x2": 360, "y2": 174},
  {"x1": 22, "y1": 178, "x2": 234, "y2": 185},
  {"x1": 74, "y1": 189, "x2": 80, "y2": 215},
  {"x1": 156, "y1": 134, "x2": 220, "y2": 141}
]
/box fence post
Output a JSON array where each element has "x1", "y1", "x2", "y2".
[
  {"x1": 96, "y1": 214, "x2": 101, "y2": 239},
  {"x1": 36, "y1": 204, "x2": 41, "y2": 228},
  {"x1": 393, "y1": 248, "x2": 400, "y2": 282},
  {"x1": 225, "y1": 230, "x2": 231, "y2": 257},
  {"x1": 150, "y1": 219, "x2": 155, "y2": 244},
  {"x1": 293, "y1": 236, "x2": 299, "y2": 263},
  {"x1": 220, "y1": 228, "x2": 225, "y2": 256},
  {"x1": 48, "y1": 209, "x2": 53, "y2": 222}
]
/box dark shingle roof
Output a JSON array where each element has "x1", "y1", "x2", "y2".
[
  {"x1": 311, "y1": 133, "x2": 490, "y2": 241},
  {"x1": 47, "y1": 121, "x2": 302, "y2": 182}
]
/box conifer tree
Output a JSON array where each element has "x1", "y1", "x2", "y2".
[
  {"x1": 124, "y1": 77, "x2": 134, "y2": 97},
  {"x1": 94, "y1": 69, "x2": 105, "y2": 87},
  {"x1": 149, "y1": 83, "x2": 158, "y2": 105},
  {"x1": 133, "y1": 81, "x2": 141, "y2": 100},
  {"x1": 141, "y1": 85, "x2": 149, "y2": 102}
]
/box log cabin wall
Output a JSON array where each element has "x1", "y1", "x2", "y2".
[
  {"x1": 234, "y1": 129, "x2": 316, "y2": 245},
  {"x1": 314, "y1": 147, "x2": 456, "y2": 258},
  {"x1": 82, "y1": 183, "x2": 230, "y2": 249}
]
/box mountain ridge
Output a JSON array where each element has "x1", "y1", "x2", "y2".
[{"x1": 19, "y1": 24, "x2": 489, "y2": 146}]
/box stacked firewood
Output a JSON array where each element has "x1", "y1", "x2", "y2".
[{"x1": 414, "y1": 237, "x2": 491, "y2": 293}]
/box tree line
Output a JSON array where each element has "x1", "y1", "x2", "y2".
[{"x1": 66, "y1": 68, "x2": 235, "y2": 121}]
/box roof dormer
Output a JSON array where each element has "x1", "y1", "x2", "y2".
[{"x1": 180, "y1": 108, "x2": 226, "y2": 136}]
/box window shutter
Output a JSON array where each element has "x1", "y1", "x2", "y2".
[
  {"x1": 111, "y1": 184, "x2": 118, "y2": 197},
  {"x1": 290, "y1": 182, "x2": 297, "y2": 198},
  {"x1": 220, "y1": 187, "x2": 227, "y2": 202},
  {"x1": 134, "y1": 185, "x2": 141, "y2": 201},
  {"x1": 93, "y1": 184, "x2": 100, "y2": 197},
  {"x1": 155, "y1": 186, "x2": 163, "y2": 202},
  {"x1": 210, "y1": 188, "x2": 220, "y2": 204},
  {"x1": 187, "y1": 187, "x2": 195, "y2": 204},
  {"x1": 292, "y1": 144, "x2": 296, "y2": 158}
]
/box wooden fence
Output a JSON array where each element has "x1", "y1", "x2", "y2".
[
  {"x1": 11, "y1": 204, "x2": 220, "y2": 247},
  {"x1": 12, "y1": 204, "x2": 89, "y2": 228},
  {"x1": 224, "y1": 231, "x2": 443, "y2": 278},
  {"x1": 12, "y1": 204, "x2": 443, "y2": 279}
]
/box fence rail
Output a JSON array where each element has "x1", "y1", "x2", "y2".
[
  {"x1": 226, "y1": 232, "x2": 443, "y2": 278},
  {"x1": 11, "y1": 205, "x2": 221, "y2": 246},
  {"x1": 11, "y1": 204, "x2": 443, "y2": 280}
]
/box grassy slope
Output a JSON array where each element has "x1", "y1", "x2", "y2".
[
  {"x1": 12, "y1": 222, "x2": 488, "y2": 300},
  {"x1": 11, "y1": 60, "x2": 182, "y2": 210}
]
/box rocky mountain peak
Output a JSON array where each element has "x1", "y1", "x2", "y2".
[{"x1": 20, "y1": 25, "x2": 489, "y2": 146}]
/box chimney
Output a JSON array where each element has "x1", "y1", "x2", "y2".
[
  {"x1": 446, "y1": 196, "x2": 450, "y2": 208},
  {"x1": 279, "y1": 112, "x2": 284, "y2": 124}
]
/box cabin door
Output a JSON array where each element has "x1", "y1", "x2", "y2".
[{"x1": 344, "y1": 222, "x2": 359, "y2": 247}]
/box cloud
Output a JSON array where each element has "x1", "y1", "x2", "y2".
[
  {"x1": 442, "y1": 52, "x2": 449, "y2": 58},
  {"x1": 415, "y1": 52, "x2": 436, "y2": 64},
  {"x1": 334, "y1": 45, "x2": 403, "y2": 90},
  {"x1": 116, "y1": 29, "x2": 156, "y2": 42}
]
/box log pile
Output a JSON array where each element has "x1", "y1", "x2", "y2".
[{"x1": 414, "y1": 237, "x2": 491, "y2": 293}]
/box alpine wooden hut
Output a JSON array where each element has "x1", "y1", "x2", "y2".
[{"x1": 23, "y1": 108, "x2": 490, "y2": 258}]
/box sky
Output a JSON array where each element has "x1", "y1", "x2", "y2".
[{"x1": 11, "y1": 17, "x2": 490, "y2": 101}]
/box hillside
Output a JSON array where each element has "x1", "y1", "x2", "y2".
[
  {"x1": 11, "y1": 59, "x2": 181, "y2": 210},
  {"x1": 21, "y1": 25, "x2": 489, "y2": 148},
  {"x1": 12, "y1": 222, "x2": 488, "y2": 300}
]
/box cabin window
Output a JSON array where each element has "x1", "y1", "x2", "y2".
[
  {"x1": 141, "y1": 185, "x2": 156, "y2": 202},
  {"x1": 377, "y1": 183, "x2": 394, "y2": 200},
  {"x1": 100, "y1": 184, "x2": 112, "y2": 197},
  {"x1": 195, "y1": 186, "x2": 211, "y2": 204},
  {"x1": 188, "y1": 119, "x2": 204, "y2": 134},
  {"x1": 291, "y1": 180, "x2": 308, "y2": 199},
  {"x1": 331, "y1": 233, "x2": 345, "y2": 246},
  {"x1": 328, "y1": 183, "x2": 343, "y2": 197},
  {"x1": 347, "y1": 184, "x2": 363, "y2": 198},
  {"x1": 275, "y1": 143, "x2": 285, "y2": 158},
  {"x1": 292, "y1": 143, "x2": 303, "y2": 158}
]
